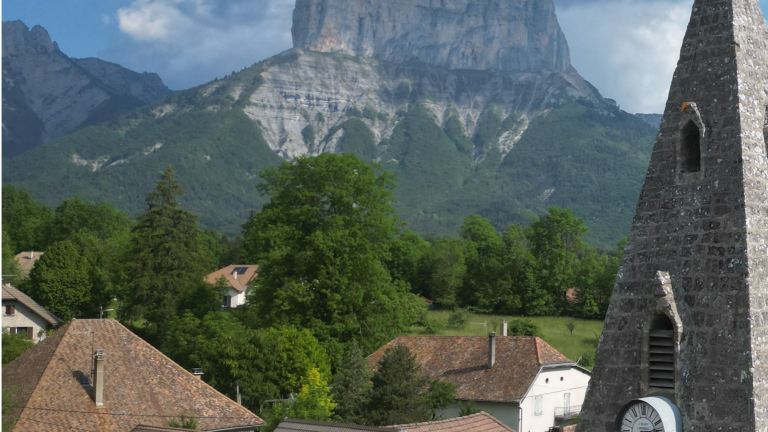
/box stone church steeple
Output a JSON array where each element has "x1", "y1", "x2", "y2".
[{"x1": 577, "y1": 0, "x2": 768, "y2": 430}]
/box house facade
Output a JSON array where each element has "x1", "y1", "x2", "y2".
[
  {"x1": 205, "y1": 264, "x2": 258, "y2": 308},
  {"x1": 368, "y1": 333, "x2": 590, "y2": 432},
  {"x1": 2, "y1": 284, "x2": 62, "y2": 342}
]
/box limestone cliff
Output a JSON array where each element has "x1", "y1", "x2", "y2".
[
  {"x1": 292, "y1": 0, "x2": 572, "y2": 73},
  {"x1": 1, "y1": 20, "x2": 173, "y2": 157}
]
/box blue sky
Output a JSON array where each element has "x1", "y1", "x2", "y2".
[{"x1": 4, "y1": 0, "x2": 767, "y2": 113}]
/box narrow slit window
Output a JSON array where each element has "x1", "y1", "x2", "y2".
[
  {"x1": 649, "y1": 315, "x2": 675, "y2": 389},
  {"x1": 763, "y1": 105, "x2": 768, "y2": 158},
  {"x1": 680, "y1": 120, "x2": 701, "y2": 173}
]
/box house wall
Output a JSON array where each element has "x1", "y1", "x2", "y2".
[
  {"x1": 519, "y1": 366, "x2": 591, "y2": 432},
  {"x1": 2, "y1": 300, "x2": 51, "y2": 343},
  {"x1": 227, "y1": 288, "x2": 247, "y2": 307},
  {"x1": 441, "y1": 401, "x2": 519, "y2": 429}
]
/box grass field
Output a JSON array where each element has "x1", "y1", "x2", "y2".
[{"x1": 407, "y1": 311, "x2": 604, "y2": 369}]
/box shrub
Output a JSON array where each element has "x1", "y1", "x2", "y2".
[{"x1": 447, "y1": 309, "x2": 470, "y2": 330}]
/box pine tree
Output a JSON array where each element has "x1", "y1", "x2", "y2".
[
  {"x1": 364, "y1": 345, "x2": 432, "y2": 425},
  {"x1": 331, "y1": 341, "x2": 372, "y2": 423},
  {"x1": 122, "y1": 166, "x2": 206, "y2": 332}
]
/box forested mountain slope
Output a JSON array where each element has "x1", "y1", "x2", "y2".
[{"x1": 2, "y1": 0, "x2": 657, "y2": 248}]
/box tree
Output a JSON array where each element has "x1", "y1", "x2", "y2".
[
  {"x1": 525, "y1": 208, "x2": 589, "y2": 313},
  {"x1": 122, "y1": 166, "x2": 207, "y2": 332},
  {"x1": 243, "y1": 154, "x2": 421, "y2": 358},
  {"x1": 418, "y1": 239, "x2": 465, "y2": 308},
  {"x1": 364, "y1": 345, "x2": 454, "y2": 425},
  {"x1": 2, "y1": 229, "x2": 21, "y2": 285},
  {"x1": 1, "y1": 185, "x2": 52, "y2": 253},
  {"x1": 3, "y1": 386, "x2": 19, "y2": 431},
  {"x1": 385, "y1": 229, "x2": 430, "y2": 291},
  {"x1": 265, "y1": 368, "x2": 336, "y2": 432},
  {"x1": 45, "y1": 198, "x2": 133, "y2": 245},
  {"x1": 2, "y1": 329, "x2": 34, "y2": 365},
  {"x1": 27, "y1": 240, "x2": 91, "y2": 321},
  {"x1": 459, "y1": 215, "x2": 511, "y2": 313},
  {"x1": 163, "y1": 312, "x2": 331, "y2": 413},
  {"x1": 331, "y1": 341, "x2": 372, "y2": 423}
]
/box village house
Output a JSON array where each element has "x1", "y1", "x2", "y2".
[
  {"x1": 2, "y1": 318, "x2": 264, "y2": 432},
  {"x1": 275, "y1": 412, "x2": 515, "y2": 432},
  {"x1": 2, "y1": 284, "x2": 62, "y2": 342},
  {"x1": 367, "y1": 326, "x2": 590, "y2": 432},
  {"x1": 206, "y1": 264, "x2": 258, "y2": 308}
]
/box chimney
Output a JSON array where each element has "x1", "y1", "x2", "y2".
[
  {"x1": 488, "y1": 332, "x2": 496, "y2": 369},
  {"x1": 233, "y1": 270, "x2": 238, "y2": 281},
  {"x1": 30, "y1": 251, "x2": 34, "y2": 259},
  {"x1": 192, "y1": 368, "x2": 204, "y2": 380},
  {"x1": 501, "y1": 319, "x2": 508, "y2": 336},
  {"x1": 93, "y1": 349, "x2": 106, "y2": 408}
]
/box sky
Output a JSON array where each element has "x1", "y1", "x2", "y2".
[{"x1": 3, "y1": 0, "x2": 767, "y2": 114}]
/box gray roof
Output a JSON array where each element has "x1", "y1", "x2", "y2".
[
  {"x1": 2, "y1": 284, "x2": 63, "y2": 326},
  {"x1": 275, "y1": 419, "x2": 394, "y2": 432}
]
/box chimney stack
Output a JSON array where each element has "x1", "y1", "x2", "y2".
[
  {"x1": 192, "y1": 368, "x2": 204, "y2": 380},
  {"x1": 30, "y1": 251, "x2": 34, "y2": 259},
  {"x1": 488, "y1": 332, "x2": 496, "y2": 369},
  {"x1": 501, "y1": 319, "x2": 508, "y2": 336},
  {"x1": 93, "y1": 349, "x2": 106, "y2": 408},
  {"x1": 233, "y1": 270, "x2": 238, "y2": 281}
]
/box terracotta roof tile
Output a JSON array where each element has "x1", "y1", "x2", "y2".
[
  {"x1": 2, "y1": 284, "x2": 63, "y2": 326},
  {"x1": 3, "y1": 319, "x2": 263, "y2": 432},
  {"x1": 14, "y1": 251, "x2": 43, "y2": 278},
  {"x1": 275, "y1": 419, "x2": 393, "y2": 432},
  {"x1": 367, "y1": 336, "x2": 573, "y2": 403},
  {"x1": 205, "y1": 265, "x2": 258, "y2": 293},
  {"x1": 391, "y1": 412, "x2": 515, "y2": 432}
]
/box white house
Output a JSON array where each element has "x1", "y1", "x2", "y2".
[
  {"x1": 2, "y1": 283, "x2": 62, "y2": 342},
  {"x1": 205, "y1": 264, "x2": 258, "y2": 308},
  {"x1": 368, "y1": 328, "x2": 591, "y2": 432}
]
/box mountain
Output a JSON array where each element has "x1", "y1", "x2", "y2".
[
  {"x1": 1, "y1": 20, "x2": 173, "y2": 158},
  {"x1": 2, "y1": 1, "x2": 657, "y2": 248}
]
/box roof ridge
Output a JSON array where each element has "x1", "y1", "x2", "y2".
[
  {"x1": 3, "y1": 320, "x2": 73, "y2": 418},
  {"x1": 534, "y1": 337, "x2": 543, "y2": 364},
  {"x1": 480, "y1": 411, "x2": 516, "y2": 431},
  {"x1": 392, "y1": 411, "x2": 486, "y2": 427},
  {"x1": 108, "y1": 319, "x2": 261, "y2": 421}
]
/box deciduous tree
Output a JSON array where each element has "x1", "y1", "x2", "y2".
[{"x1": 27, "y1": 240, "x2": 91, "y2": 321}]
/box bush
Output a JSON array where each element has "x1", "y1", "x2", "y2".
[
  {"x1": 447, "y1": 309, "x2": 470, "y2": 330},
  {"x1": 507, "y1": 318, "x2": 542, "y2": 337},
  {"x1": 422, "y1": 318, "x2": 446, "y2": 334}
]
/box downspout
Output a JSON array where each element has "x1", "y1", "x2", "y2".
[{"x1": 518, "y1": 405, "x2": 523, "y2": 432}]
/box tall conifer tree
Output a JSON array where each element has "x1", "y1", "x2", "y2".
[{"x1": 122, "y1": 166, "x2": 206, "y2": 331}]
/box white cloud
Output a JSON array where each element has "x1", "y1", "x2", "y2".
[
  {"x1": 558, "y1": 0, "x2": 693, "y2": 113},
  {"x1": 103, "y1": 0, "x2": 295, "y2": 89}
]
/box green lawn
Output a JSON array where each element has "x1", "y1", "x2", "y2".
[{"x1": 407, "y1": 311, "x2": 603, "y2": 369}]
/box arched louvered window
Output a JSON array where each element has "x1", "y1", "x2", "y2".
[
  {"x1": 649, "y1": 315, "x2": 675, "y2": 389},
  {"x1": 680, "y1": 120, "x2": 701, "y2": 173}
]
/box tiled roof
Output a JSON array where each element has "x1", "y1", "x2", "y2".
[
  {"x1": 2, "y1": 319, "x2": 263, "y2": 432},
  {"x1": 367, "y1": 336, "x2": 574, "y2": 403},
  {"x1": 131, "y1": 426, "x2": 196, "y2": 432},
  {"x1": 1, "y1": 284, "x2": 62, "y2": 326},
  {"x1": 275, "y1": 419, "x2": 393, "y2": 432},
  {"x1": 14, "y1": 251, "x2": 43, "y2": 278},
  {"x1": 205, "y1": 265, "x2": 258, "y2": 293},
  {"x1": 392, "y1": 412, "x2": 515, "y2": 432}
]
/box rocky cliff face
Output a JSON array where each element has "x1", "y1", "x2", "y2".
[
  {"x1": 292, "y1": 0, "x2": 572, "y2": 73},
  {"x1": 1, "y1": 21, "x2": 173, "y2": 157}
]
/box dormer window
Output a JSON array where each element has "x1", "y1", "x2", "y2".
[
  {"x1": 649, "y1": 315, "x2": 675, "y2": 389},
  {"x1": 680, "y1": 120, "x2": 701, "y2": 173}
]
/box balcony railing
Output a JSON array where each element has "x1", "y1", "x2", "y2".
[{"x1": 554, "y1": 405, "x2": 582, "y2": 420}]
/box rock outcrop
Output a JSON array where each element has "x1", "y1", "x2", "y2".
[
  {"x1": 292, "y1": 0, "x2": 572, "y2": 73},
  {"x1": 1, "y1": 20, "x2": 173, "y2": 157}
]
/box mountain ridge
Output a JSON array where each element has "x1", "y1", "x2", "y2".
[{"x1": 1, "y1": 20, "x2": 174, "y2": 158}]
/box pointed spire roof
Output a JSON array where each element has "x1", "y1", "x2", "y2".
[{"x1": 578, "y1": 0, "x2": 768, "y2": 429}]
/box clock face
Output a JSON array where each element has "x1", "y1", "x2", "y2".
[{"x1": 620, "y1": 402, "x2": 665, "y2": 432}]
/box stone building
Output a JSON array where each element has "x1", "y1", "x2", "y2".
[{"x1": 576, "y1": 0, "x2": 768, "y2": 431}]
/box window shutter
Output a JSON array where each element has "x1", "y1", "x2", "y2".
[
  {"x1": 27, "y1": 327, "x2": 34, "y2": 339},
  {"x1": 9, "y1": 327, "x2": 16, "y2": 335},
  {"x1": 535, "y1": 395, "x2": 543, "y2": 415}
]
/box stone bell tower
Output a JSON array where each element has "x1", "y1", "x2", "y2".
[{"x1": 577, "y1": 0, "x2": 768, "y2": 431}]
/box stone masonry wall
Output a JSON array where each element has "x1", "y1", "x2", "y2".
[{"x1": 577, "y1": 0, "x2": 768, "y2": 430}]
